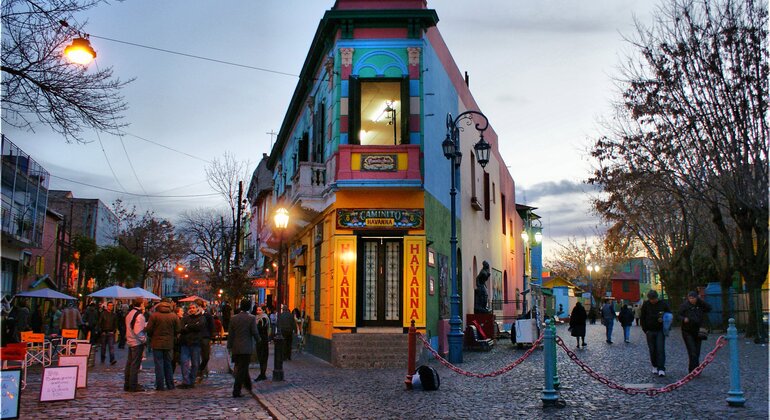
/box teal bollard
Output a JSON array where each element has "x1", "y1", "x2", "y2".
[
  {"x1": 541, "y1": 319, "x2": 559, "y2": 406},
  {"x1": 551, "y1": 319, "x2": 560, "y2": 389},
  {"x1": 725, "y1": 318, "x2": 746, "y2": 407}
]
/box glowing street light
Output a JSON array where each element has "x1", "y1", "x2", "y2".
[{"x1": 64, "y1": 37, "x2": 96, "y2": 65}]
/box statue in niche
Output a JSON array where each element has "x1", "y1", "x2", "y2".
[{"x1": 474, "y1": 261, "x2": 492, "y2": 314}]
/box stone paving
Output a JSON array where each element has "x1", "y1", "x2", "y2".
[
  {"x1": 18, "y1": 343, "x2": 271, "y2": 420},
  {"x1": 250, "y1": 323, "x2": 768, "y2": 420},
  {"x1": 16, "y1": 324, "x2": 769, "y2": 419}
]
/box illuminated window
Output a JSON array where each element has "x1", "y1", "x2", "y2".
[{"x1": 349, "y1": 78, "x2": 409, "y2": 145}]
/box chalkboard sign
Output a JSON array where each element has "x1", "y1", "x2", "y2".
[
  {"x1": 1, "y1": 369, "x2": 22, "y2": 419},
  {"x1": 39, "y1": 366, "x2": 77, "y2": 402},
  {"x1": 58, "y1": 355, "x2": 88, "y2": 388}
]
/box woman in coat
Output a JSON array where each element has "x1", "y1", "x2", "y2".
[
  {"x1": 569, "y1": 302, "x2": 588, "y2": 348},
  {"x1": 678, "y1": 291, "x2": 712, "y2": 372},
  {"x1": 619, "y1": 304, "x2": 635, "y2": 343}
]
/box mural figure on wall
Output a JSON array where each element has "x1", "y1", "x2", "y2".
[
  {"x1": 474, "y1": 261, "x2": 491, "y2": 314},
  {"x1": 438, "y1": 254, "x2": 449, "y2": 319}
]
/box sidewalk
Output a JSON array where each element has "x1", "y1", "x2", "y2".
[{"x1": 246, "y1": 324, "x2": 768, "y2": 419}]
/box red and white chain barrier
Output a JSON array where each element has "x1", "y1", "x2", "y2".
[
  {"x1": 416, "y1": 332, "x2": 544, "y2": 378},
  {"x1": 555, "y1": 335, "x2": 728, "y2": 396}
]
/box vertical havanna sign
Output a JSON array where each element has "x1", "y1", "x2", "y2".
[
  {"x1": 333, "y1": 236, "x2": 357, "y2": 328},
  {"x1": 403, "y1": 236, "x2": 426, "y2": 328}
]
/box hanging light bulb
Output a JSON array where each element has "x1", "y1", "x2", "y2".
[{"x1": 64, "y1": 37, "x2": 97, "y2": 65}]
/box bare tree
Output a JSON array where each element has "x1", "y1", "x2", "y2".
[
  {"x1": 177, "y1": 208, "x2": 231, "y2": 285},
  {"x1": 591, "y1": 0, "x2": 767, "y2": 335},
  {"x1": 1, "y1": 0, "x2": 132, "y2": 142}
]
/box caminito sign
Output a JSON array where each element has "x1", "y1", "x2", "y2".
[{"x1": 336, "y1": 209, "x2": 424, "y2": 229}]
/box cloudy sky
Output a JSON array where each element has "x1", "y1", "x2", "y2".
[{"x1": 4, "y1": 0, "x2": 659, "y2": 258}]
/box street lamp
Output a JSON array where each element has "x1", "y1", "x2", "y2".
[
  {"x1": 443, "y1": 110, "x2": 490, "y2": 364},
  {"x1": 587, "y1": 263, "x2": 600, "y2": 305},
  {"x1": 273, "y1": 207, "x2": 289, "y2": 307}
]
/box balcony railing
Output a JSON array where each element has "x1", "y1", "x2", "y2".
[{"x1": 290, "y1": 161, "x2": 328, "y2": 208}]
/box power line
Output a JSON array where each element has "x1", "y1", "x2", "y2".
[
  {"x1": 123, "y1": 132, "x2": 212, "y2": 163},
  {"x1": 89, "y1": 34, "x2": 299, "y2": 77},
  {"x1": 51, "y1": 174, "x2": 220, "y2": 198}
]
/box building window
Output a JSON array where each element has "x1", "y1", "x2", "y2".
[
  {"x1": 622, "y1": 281, "x2": 630, "y2": 293},
  {"x1": 313, "y1": 103, "x2": 325, "y2": 163},
  {"x1": 349, "y1": 77, "x2": 409, "y2": 145}
]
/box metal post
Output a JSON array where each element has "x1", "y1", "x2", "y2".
[
  {"x1": 551, "y1": 319, "x2": 560, "y2": 389},
  {"x1": 447, "y1": 122, "x2": 463, "y2": 365},
  {"x1": 725, "y1": 318, "x2": 745, "y2": 407},
  {"x1": 405, "y1": 320, "x2": 416, "y2": 389},
  {"x1": 542, "y1": 318, "x2": 558, "y2": 406}
]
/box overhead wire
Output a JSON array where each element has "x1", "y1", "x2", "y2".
[
  {"x1": 51, "y1": 174, "x2": 220, "y2": 198},
  {"x1": 88, "y1": 34, "x2": 299, "y2": 77}
]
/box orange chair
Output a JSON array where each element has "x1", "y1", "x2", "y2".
[{"x1": 20, "y1": 331, "x2": 52, "y2": 367}]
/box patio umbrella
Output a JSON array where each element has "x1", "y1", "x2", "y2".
[
  {"x1": 179, "y1": 295, "x2": 204, "y2": 302},
  {"x1": 16, "y1": 288, "x2": 77, "y2": 300},
  {"x1": 89, "y1": 285, "x2": 141, "y2": 299},
  {"x1": 128, "y1": 287, "x2": 161, "y2": 300}
]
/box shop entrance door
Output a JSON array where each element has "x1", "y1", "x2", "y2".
[{"x1": 359, "y1": 238, "x2": 402, "y2": 327}]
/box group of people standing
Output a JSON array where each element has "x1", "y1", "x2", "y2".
[
  {"x1": 123, "y1": 297, "x2": 218, "y2": 392},
  {"x1": 568, "y1": 289, "x2": 712, "y2": 377}
]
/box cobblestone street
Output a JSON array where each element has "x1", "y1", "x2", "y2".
[{"x1": 18, "y1": 323, "x2": 769, "y2": 419}]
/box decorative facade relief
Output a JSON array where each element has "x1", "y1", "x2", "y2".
[
  {"x1": 340, "y1": 48, "x2": 354, "y2": 67},
  {"x1": 407, "y1": 47, "x2": 421, "y2": 67}
]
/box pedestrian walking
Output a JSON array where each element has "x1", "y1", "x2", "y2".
[
  {"x1": 228, "y1": 299, "x2": 259, "y2": 398},
  {"x1": 11, "y1": 298, "x2": 30, "y2": 341},
  {"x1": 254, "y1": 305, "x2": 270, "y2": 381},
  {"x1": 587, "y1": 306, "x2": 597, "y2": 325},
  {"x1": 268, "y1": 307, "x2": 278, "y2": 339},
  {"x1": 145, "y1": 298, "x2": 181, "y2": 391},
  {"x1": 196, "y1": 299, "x2": 215, "y2": 383},
  {"x1": 277, "y1": 304, "x2": 296, "y2": 360},
  {"x1": 601, "y1": 299, "x2": 616, "y2": 344},
  {"x1": 618, "y1": 303, "x2": 634, "y2": 343},
  {"x1": 45, "y1": 303, "x2": 62, "y2": 336},
  {"x1": 678, "y1": 291, "x2": 712, "y2": 372},
  {"x1": 98, "y1": 302, "x2": 118, "y2": 365},
  {"x1": 178, "y1": 302, "x2": 204, "y2": 389},
  {"x1": 640, "y1": 290, "x2": 671, "y2": 377},
  {"x1": 116, "y1": 302, "x2": 127, "y2": 349},
  {"x1": 221, "y1": 301, "x2": 232, "y2": 332},
  {"x1": 84, "y1": 301, "x2": 99, "y2": 343},
  {"x1": 124, "y1": 298, "x2": 147, "y2": 392},
  {"x1": 569, "y1": 302, "x2": 587, "y2": 348},
  {"x1": 633, "y1": 303, "x2": 641, "y2": 326}
]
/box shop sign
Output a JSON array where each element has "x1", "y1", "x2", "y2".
[
  {"x1": 253, "y1": 278, "x2": 276, "y2": 288},
  {"x1": 337, "y1": 209, "x2": 424, "y2": 229},
  {"x1": 333, "y1": 236, "x2": 357, "y2": 328},
  {"x1": 403, "y1": 236, "x2": 426, "y2": 328},
  {"x1": 361, "y1": 154, "x2": 397, "y2": 171}
]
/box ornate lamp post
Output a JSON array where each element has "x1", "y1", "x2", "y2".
[
  {"x1": 442, "y1": 110, "x2": 490, "y2": 364},
  {"x1": 273, "y1": 207, "x2": 289, "y2": 307}
]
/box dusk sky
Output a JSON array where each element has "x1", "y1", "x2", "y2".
[{"x1": 4, "y1": 0, "x2": 658, "y2": 259}]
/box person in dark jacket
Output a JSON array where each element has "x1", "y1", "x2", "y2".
[
  {"x1": 178, "y1": 302, "x2": 204, "y2": 389},
  {"x1": 228, "y1": 299, "x2": 259, "y2": 398},
  {"x1": 618, "y1": 304, "x2": 635, "y2": 343},
  {"x1": 678, "y1": 291, "x2": 712, "y2": 372},
  {"x1": 569, "y1": 302, "x2": 588, "y2": 348},
  {"x1": 196, "y1": 299, "x2": 215, "y2": 383},
  {"x1": 254, "y1": 305, "x2": 270, "y2": 381},
  {"x1": 97, "y1": 302, "x2": 119, "y2": 364},
  {"x1": 601, "y1": 299, "x2": 616, "y2": 344},
  {"x1": 640, "y1": 290, "x2": 671, "y2": 377},
  {"x1": 146, "y1": 299, "x2": 182, "y2": 391},
  {"x1": 30, "y1": 305, "x2": 43, "y2": 333},
  {"x1": 277, "y1": 304, "x2": 296, "y2": 360},
  {"x1": 84, "y1": 301, "x2": 99, "y2": 343}
]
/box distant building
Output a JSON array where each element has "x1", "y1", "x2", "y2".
[
  {"x1": 47, "y1": 190, "x2": 118, "y2": 247},
  {"x1": 1, "y1": 135, "x2": 50, "y2": 296},
  {"x1": 613, "y1": 257, "x2": 660, "y2": 301}
]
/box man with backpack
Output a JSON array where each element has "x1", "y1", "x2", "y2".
[{"x1": 124, "y1": 298, "x2": 147, "y2": 392}]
